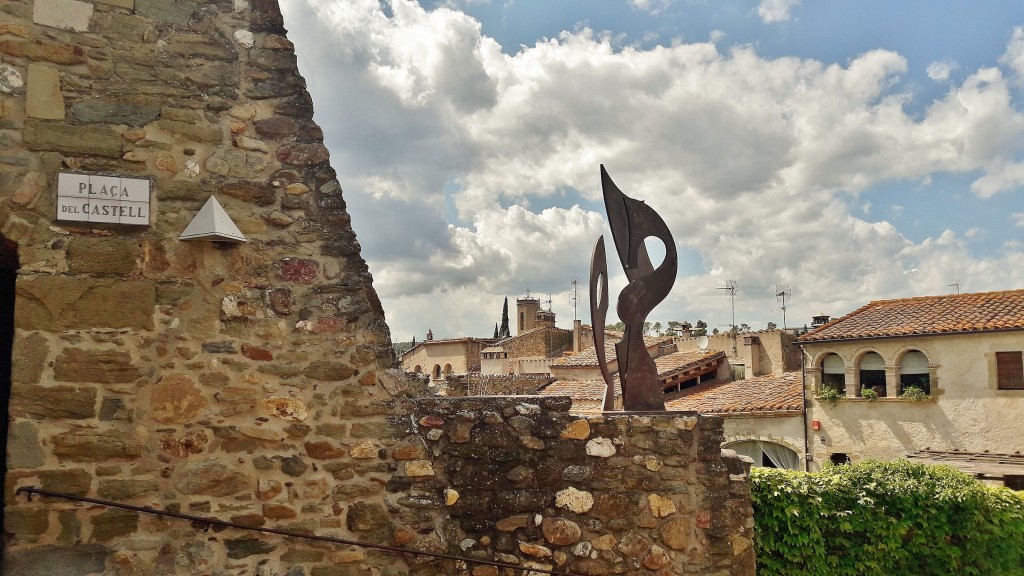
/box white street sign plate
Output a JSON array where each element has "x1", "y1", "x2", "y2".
[{"x1": 56, "y1": 172, "x2": 151, "y2": 226}]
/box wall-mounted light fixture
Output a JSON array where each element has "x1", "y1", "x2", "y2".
[{"x1": 179, "y1": 196, "x2": 246, "y2": 243}]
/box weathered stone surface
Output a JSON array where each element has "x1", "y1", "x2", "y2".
[
  {"x1": 173, "y1": 460, "x2": 251, "y2": 496},
  {"x1": 10, "y1": 333, "x2": 47, "y2": 384},
  {"x1": 346, "y1": 501, "x2": 390, "y2": 533},
  {"x1": 149, "y1": 373, "x2": 206, "y2": 423},
  {"x1": 518, "y1": 542, "x2": 552, "y2": 558},
  {"x1": 302, "y1": 361, "x2": 356, "y2": 381},
  {"x1": 8, "y1": 421, "x2": 45, "y2": 468},
  {"x1": 221, "y1": 181, "x2": 277, "y2": 206},
  {"x1": 11, "y1": 385, "x2": 96, "y2": 419},
  {"x1": 67, "y1": 237, "x2": 141, "y2": 276},
  {"x1": 51, "y1": 430, "x2": 142, "y2": 462},
  {"x1": 643, "y1": 545, "x2": 672, "y2": 569},
  {"x1": 304, "y1": 440, "x2": 345, "y2": 460},
  {"x1": 542, "y1": 518, "x2": 582, "y2": 546},
  {"x1": 38, "y1": 468, "x2": 91, "y2": 495},
  {"x1": 5, "y1": 507, "x2": 49, "y2": 535},
  {"x1": 648, "y1": 493, "x2": 677, "y2": 518},
  {"x1": 25, "y1": 63, "x2": 64, "y2": 120},
  {"x1": 0, "y1": 39, "x2": 88, "y2": 66},
  {"x1": 90, "y1": 510, "x2": 138, "y2": 541},
  {"x1": 23, "y1": 119, "x2": 121, "y2": 157},
  {"x1": 205, "y1": 148, "x2": 269, "y2": 177},
  {"x1": 254, "y1": 116, "x2": 298, "y2": 139},
  {"x1": 405, "y1": 460, "x2": 434, "y2": 477},
  {"x1": 16, "y1": 277, "x2": 155, "y2": 331},
  {"x1": 70, "y1": 98, "x2": 160, "y2": 126},
  {"x1": 276, "y1": 143, "x2": 329, "y2": 166},
  {"x1": 5, "y1": 544, "x2": 108, "y2": 576},
  {"x1": 263, "y1": 397, "x2": 308, "y2": 421},
  {"x1": 585, "y1": 437, "x2": 616, "y2": 458},
  {"x1": 32, "y1": 0, "x2": 93, "y2": 32},
  {"x1": 53, "y1": 348, "x2": 141, "y2": 384},
  {"x1": 659, "y1": 517, "x2": 691, "y2": 550},
  {"x1": 560, "y1": 419, "x2": 590, "y2": 440},
  {"x1": 97, "y1": 479, "x2": 159, "y2": 501},
  {"x1": 225, "y1": 538, "x2": 277, "y2": 560},
  {"x1": 554, "y1": 487, "x2": 593, "y2": 514}
]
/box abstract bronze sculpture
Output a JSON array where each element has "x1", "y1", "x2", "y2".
[{"x1": 590, "y1": 165, "x2": 678, "y2": 411}]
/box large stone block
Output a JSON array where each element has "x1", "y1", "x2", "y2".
[
  {"x1": 16, "y1": 276, "x2": 155, "y2": 331},
  {"x1": 33, "y1": 0, "x2": 93, "y2": 32},
  {"x1": 172, "y1": 459, "x2": 251, "y2": 496},
  {"x1": 8, "y1": 421, "x2": 45, "y2": 468},
  {"x1": 134, "y1": 0, "x2": 199, "y2": 26},
  {"x1": 70, "y1": 98, "x2": 160, "y2": 126},
  {"x1": 149, "y1": 373, "x2": 207, "y2": 423},
  {"x1": 11, "y1": 384, "x2": 97, "y2": 419},
  {"x1": 51, "y1": 430, "x2": 143, "y2": 462},
  {"x1": 4, "y1": 544, "x2": 108, "y2": 576},
  {"x1": 53, "y1": 348, "x2": 141, "y2": 384},
  {"x1": 0, "y1": 39, "x2": 88, "y2": 66},
  {"x1": 10, "y1": 332, "x2": 48, "y2": 384},
  {"x1": 23, "y1": 119, "x2": 122, "y2": 158},
  {"x1": 67, "y1": 237, "x2": 141, "y2": 276},
  {"x1": 25, "y1": 64, "x2": 64, "y2": 120}
]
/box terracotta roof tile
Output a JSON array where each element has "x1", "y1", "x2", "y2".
[
  {"x1": 799, "y1": 289, "x2": 1024, "y2": 342},
  {"x1": 550, "y1": 333, "x2": 672, "y2": 368},
  {"x1": 664, "y1": 371, "x2": 802, "y2": 414}
]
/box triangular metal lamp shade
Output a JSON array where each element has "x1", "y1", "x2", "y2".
[{"x1": 179, "y1": 196, "x2": 247, "y2": 242}]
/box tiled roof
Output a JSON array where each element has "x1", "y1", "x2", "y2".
[
  {"x1": 664, "y1": 371, "x2": 802, "y2": 415},
  {"x1": 399, "y1": 337, "x2": 491, "y2": 359},
  {"x1": 799, "y1": 289, "x2": 1024, "y2": 343},
  {"x1": 655, "y1": 349, "x2": 726, "y2": 378},
  {"x1": 539, "y1": 379, "x2": 617, "y2": 401},
  {"x1": 550, "y1": 333, "x2": 671, "y2": 367}
]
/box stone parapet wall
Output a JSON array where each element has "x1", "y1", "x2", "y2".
[
  {"x1": 444, "y1": 374, "x2": 554, "y2": 396},
  {"x1": 392, "y1": 396, "x2": 756, "y2": 576}
]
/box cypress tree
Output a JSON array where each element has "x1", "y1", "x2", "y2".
[
  {"x1": 493, "y1": 323, "x2": 499, "y2": 338},
  {"x1": 499, "y1": 297, "x2": 511, "y2": 338}
]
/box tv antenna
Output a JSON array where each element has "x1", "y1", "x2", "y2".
[
  {"x1": 570, "y1": 278, "x2": 580, "y2": 320},
  {"x1": 776, "y1": 283, "x2": 792, "y2": 331},
  {"x1": 543, "y1": 293, "x2": 553, "y2": 312},
  {"x1": 717, "y1": 280, "x2": 738, "y2": 330},
  {"x1": 948, "y1": 280, "x2": 961, "y2": 295}
]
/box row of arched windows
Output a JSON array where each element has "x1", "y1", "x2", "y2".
[
  {"x1": 819, "y1": 350, "x2": 931, "y2": 397},
  {"x1": 412, "y1": 364, "x2": 453, "y2": 379}
]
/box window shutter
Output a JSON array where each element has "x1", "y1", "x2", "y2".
[{"x1": 996, "y1": 352, "x2": 1024, "y2": 390}]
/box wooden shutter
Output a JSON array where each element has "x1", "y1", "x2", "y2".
[{"x1": 996, "y1": 352, "x2": 1024, "y2": 390}]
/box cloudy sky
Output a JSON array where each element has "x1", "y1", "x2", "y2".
[{"x1": 279, "y1": 0, "x2": 1024, "y2": 342}]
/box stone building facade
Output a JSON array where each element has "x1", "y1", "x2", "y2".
[{"x1": 0, "y1": 1, "x2": 756, "y2": 574}]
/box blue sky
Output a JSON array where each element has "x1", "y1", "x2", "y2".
[{"x1": 282, "y1": 0, "x2": 1024, "y2": 340}]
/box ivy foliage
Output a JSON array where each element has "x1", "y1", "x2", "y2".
[{"x1": 751, "y1": 460, "x2": 1024, "y2": 576}]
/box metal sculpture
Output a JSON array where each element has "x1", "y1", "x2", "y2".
[{"x1": 591, "y1": 165, "x2": 678, "y2": 411}]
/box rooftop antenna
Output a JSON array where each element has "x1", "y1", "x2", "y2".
[
  {"x1": 570, "y1": 278, "x2": 580, "y2": 321},
  {"x1": 948, "y1": 281, "x2": 961, "y2": 295},
  {"x1": 776, "y1": 283, "x2": 792, "y2": 331},
  {"x1": 543, "y1": 293, "x2": 553, "y2": 312},
  {"x1": 524, "y1": 285, "x2": 532, "y2": 299},
  {"x1": 717, "y1": 280, "x2": 738, "y2": 330}
]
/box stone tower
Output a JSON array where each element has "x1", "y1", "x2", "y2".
[{"x1": 516, "y1": 295, "x2": 540, "y2": 334}]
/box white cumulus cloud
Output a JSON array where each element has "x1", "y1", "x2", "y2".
[{"x1": 757, "y1": 0, "x2": 801, "y2": 23}]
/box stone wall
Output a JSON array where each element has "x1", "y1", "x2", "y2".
[
  {"x1": 1, "y1": 0, "x2": 400, "y2": 573},
  {"x1": 391, "y1": 396, "x2": 756, "y2": 576},
  {"x1": 444, "y1": 374, "x2": 554, "y2": 396},
  {"x1": 503, "y1": 327, "x2": 573, "y2": 361}
]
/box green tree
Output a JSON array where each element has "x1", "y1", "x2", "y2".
[
  {"x1": 652, "y1": 321, "x2": 662, "y2": 335},
  {"x1": 498, "y1": 297, "x2": 510, "y2": 338},
  {"x1": 493, "y1": 323, "x2": 499, "y2": 338},
  {"x1": 767, "y1": 321, "x2": 777, "y2": 330},
  {"x1": 693, "y1": 319, "x2": 708, "y2": 337}
]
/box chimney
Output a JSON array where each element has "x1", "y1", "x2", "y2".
[
  {"x1": 811, "y1": 314, "x2": 830, "y2": 327},
  {"x1": 573, "y1": 319, "x2": 582, "y2": 352},
  {"x1": 426, "y1": 329, "x2": 433, "y2": 341}
]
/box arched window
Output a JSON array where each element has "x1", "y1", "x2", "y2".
[
  {"x1": 859, "y1": 352, "x2": 886, "y2": 397},
  {"x1": 519, "y1": 312, "x2": 525, "y2": 331},
  {"x1": 726, "y1": 440, "x2": 800, "y2": 470},
  {"x1": 900, "y1": 350, "x2": 930, "y2": 395},
  {"x1": 821, "y1": 353, "x2": 845, "y2": 395},
  {"x1": 432, "y1": 364, "x2": 441, "y2": 379},
  {"x1": 443, "y1": 363, "x2": 453, "y2": 377},
  {"x1": 413, "y1": 365, "x2": 422, "y2": 373}
]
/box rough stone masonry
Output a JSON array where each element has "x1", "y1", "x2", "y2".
[{"x1": 0, "y1": 1, "x2": 755, "y2": 575}]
